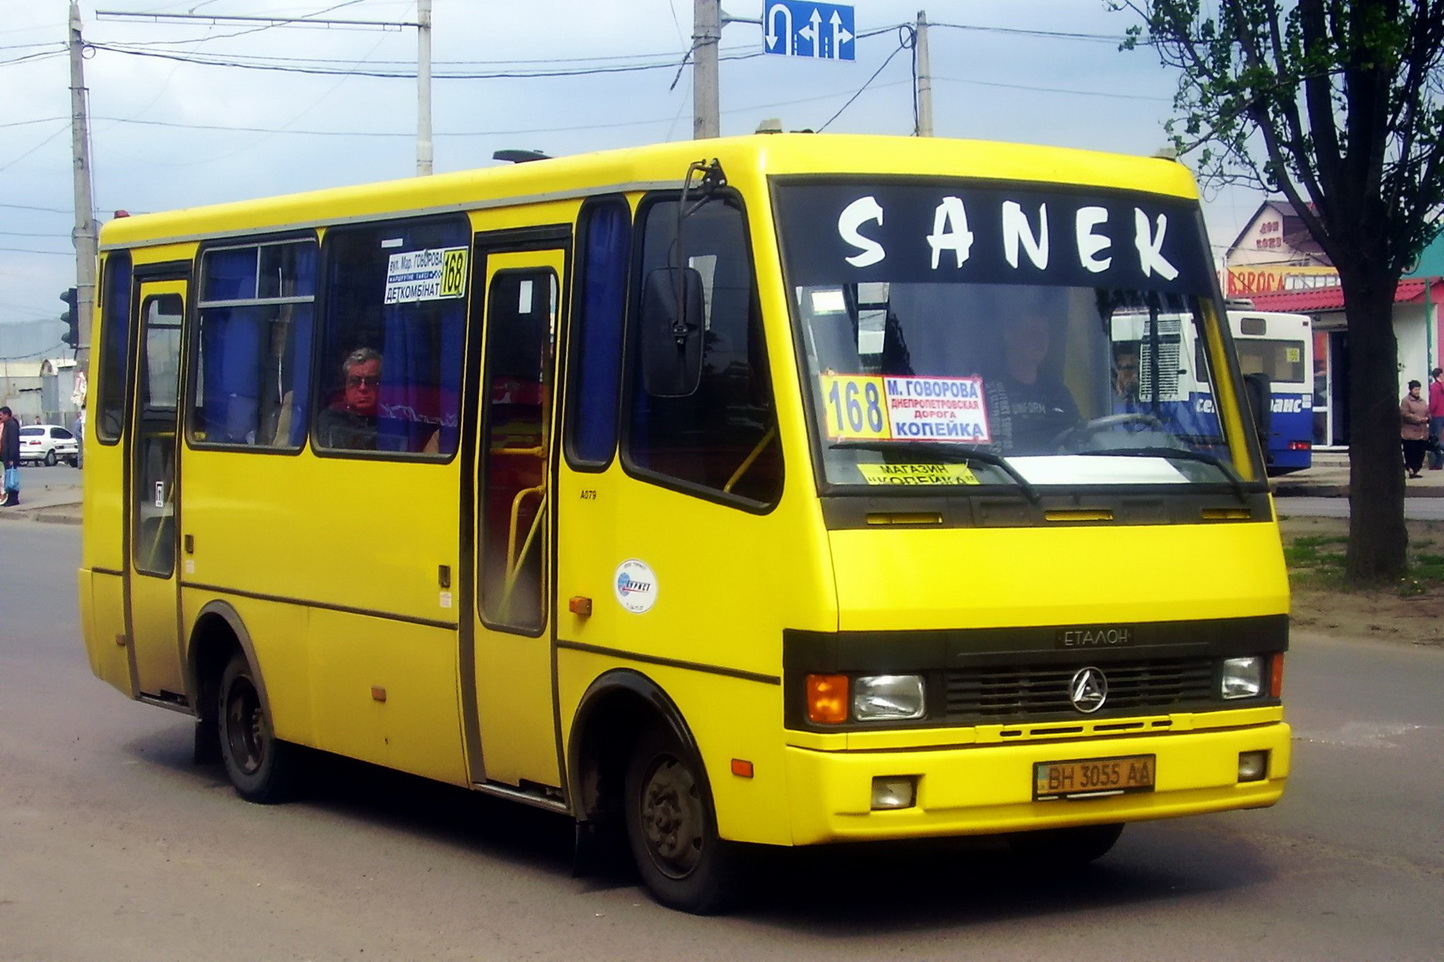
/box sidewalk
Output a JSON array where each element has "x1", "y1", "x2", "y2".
[
  {"x1": 1270, "y1": 450, "x2": 1444, "y2": 498},
  {"x1": 0, "y1": 479, "x2": 84, "y2": 525}
]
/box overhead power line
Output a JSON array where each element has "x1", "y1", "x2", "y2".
[
  {"x1": 87, "y1": 40, "x2": 781, "y2": 78},
  {"x1": 930, "y1": 22, "x2": 1132, "y2": 44},
  {"x1": 0, "y1": 47, "x2": 65, "y2": 67}
]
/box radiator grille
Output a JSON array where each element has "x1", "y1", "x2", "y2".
[{"x1": 944, "y1": 658, "x2": 1215, "y2": 719}]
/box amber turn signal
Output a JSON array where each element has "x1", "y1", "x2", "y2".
[{"x1": 807, "y1": 673, "x2": 849, "y2": 724}]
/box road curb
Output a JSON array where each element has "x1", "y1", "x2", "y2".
[{"x1": 0, "y1": 504, "x2": 82, "y2": 525}]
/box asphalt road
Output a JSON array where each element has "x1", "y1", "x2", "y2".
[
  {"x1": 2, "y1": 522, "x2": 1442, "y2": 961},
  {"x1": 1275, "y1": 495, "x2": 1444, "y2": 521}
]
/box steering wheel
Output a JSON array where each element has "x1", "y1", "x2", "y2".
[{"x1": 1053, "y1": 413, "x2": 1165, "y2": 450}]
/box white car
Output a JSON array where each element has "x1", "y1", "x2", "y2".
[{"x1": 19, "y1": 424, "x2": 80, "y2": 467}]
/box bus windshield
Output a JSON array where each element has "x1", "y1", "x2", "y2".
[{"x1": 774, "y1": 179, "x2": 1255, "y2": 491}]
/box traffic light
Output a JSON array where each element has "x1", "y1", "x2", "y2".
[{"x1": 60, "y1": 287, "x2": 79, "y2": 350}]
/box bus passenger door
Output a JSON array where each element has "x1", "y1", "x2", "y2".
[
  {"x1": 127, "y1": 278, "x2": 187, "y2": 700},
  {"x1": 469, "y1": 249, "x2": 565, "y2": 791}
]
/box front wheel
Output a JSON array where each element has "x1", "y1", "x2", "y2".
[
  {"x1": 218, "y1": 652, "x2": 298, "y2": 803},
  {"x1": 624, "y1": 726, "x2": 740, "y2": 914}
]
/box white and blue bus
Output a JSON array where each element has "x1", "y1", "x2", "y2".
[{"x1": 1110, "y1": 309, "x2": 1312, "y2": 475}]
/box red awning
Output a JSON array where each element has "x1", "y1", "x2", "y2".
[{"x1": 1239, "y1": 278, "x2": 1444, "y2": 313}]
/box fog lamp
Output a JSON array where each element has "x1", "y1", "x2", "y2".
[
  {"x1": 1221, "y1": 656, "x2": 1264, "y2": 699},
  {"x1": 1238, "y1": 750, "x2": 1269, "y2": 782},
  {"x1": 853, "y1": 674, "x2": 925, "y2": 721},
  {"x1": 871, "y1": 776, "x2": 917, "y2": 810}
]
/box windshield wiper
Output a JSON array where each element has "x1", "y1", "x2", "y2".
[
  {"x1": 832, "y1": 441, "x2": 1041, "y2": 503},
  {"x1": 1074, "y1": 447, "x2": 1248, "y2": 503}
]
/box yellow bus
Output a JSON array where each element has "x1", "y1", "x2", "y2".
[{"x1": 79, "y1": 133, "x2": 1290, "y2": 913}]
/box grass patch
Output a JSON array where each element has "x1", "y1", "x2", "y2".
[
  {"x1": 1283, "y1": 535, "x2": 1348, "y2": 587},
  {"x1": 1283, "y1": 531, "x2": 1444, "y2": 594}
]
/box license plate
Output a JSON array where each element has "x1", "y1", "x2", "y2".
[{"x1": 1034, "y1": 754, "x2": 1156, "y2": 800}]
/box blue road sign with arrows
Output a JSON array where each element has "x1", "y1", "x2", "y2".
[{"x1": 763, "y1": 1, "x2": 855, "y2": 62}]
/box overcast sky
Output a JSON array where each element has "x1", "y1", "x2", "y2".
[{"x1": 1, "y1": 0, "x2": 1264, "y2": 350}]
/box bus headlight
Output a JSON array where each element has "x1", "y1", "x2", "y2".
[
  {"x1": 853, "y1": 674, "x2": 925, "y2": 721},
  {"x1": 1221, "y1": 656, "x2": 1264, "y2": 699}
]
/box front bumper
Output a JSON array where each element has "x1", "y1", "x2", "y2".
[{"x1": 782, "y1": 719, "x2": 1290, "y2": 845}]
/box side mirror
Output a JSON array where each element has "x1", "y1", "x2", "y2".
[{"x1": 640, "y1": 266, "x2": 704, "y2": 397}]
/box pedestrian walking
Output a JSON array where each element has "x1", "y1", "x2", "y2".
[
  {"x1": 1429, "y1": 368, "x2": 1444, "y2": 469},
  {"x1": 1401, "y1": 380, "x2": 1430, "y2": 479},
  {"x1": 0, "y1": 406, "x2": 20, "y2": 506}
]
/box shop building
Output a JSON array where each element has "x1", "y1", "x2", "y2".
[{"x1": 1223, "y1": 199, "x2": 1444, "y2": 450}]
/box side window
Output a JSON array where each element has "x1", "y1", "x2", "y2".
[
  {"x1": 191, "y1": 238, "x2": 316, "y2": 448},
  {"x1": 564, "y1": 196, "x2": 630, "y2": 467},
  {"x1": 134, "y1": 293, "x2": 183, "y2": 577},
  {"x1": 96, "y1": 251, "x2": 133, "y2": 442},
  {"x1": 626, "y1": 195, "x2": 782, "y2": 506},
  {"x1": 479, "y1": 267, "x2": 558, "y2": 632},
  {"x1": 315, "y1": 217, "x2": 468, "y2": 456}
]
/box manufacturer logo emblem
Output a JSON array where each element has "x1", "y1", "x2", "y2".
[
  {"x1": 613, "y1": 559, "x2": 657, "y2": 614},
  {"x1": 1068, "y1": 666, "x2": 1108, "y2": 713}
]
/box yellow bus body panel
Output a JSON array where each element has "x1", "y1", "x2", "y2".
[
  {"x1": 178, "y1": 449, "x2": 466, "y2": 784},
  {"x1": 829, "y1": 520, "x2": 1289, "y2": 631},
  {"x1": 78, "y1": 569, "x2": 132, "y2": 696}
]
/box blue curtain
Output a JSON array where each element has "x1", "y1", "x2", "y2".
[
  {"x1": 197, "y1": 243, "x2": 315, "y2": 446},
  {"x1": 571, "y1": 200, "x2": 630, "y2": 464}
]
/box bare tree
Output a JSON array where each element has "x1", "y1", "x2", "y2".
[{"x1": 1118, "y1": 0, "x2": 1444, "y2": 581}]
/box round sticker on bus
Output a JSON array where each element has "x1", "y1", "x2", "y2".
[{"x1": 614, "y1": 559, "x2": 657, "y2": 614}]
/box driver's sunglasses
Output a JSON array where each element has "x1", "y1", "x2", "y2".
[{"x1": 346, "y1": 375, "x2": 380, "y2": 389}]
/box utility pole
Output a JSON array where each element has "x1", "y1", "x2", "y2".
[
  {"x1": 417, "y1": 0, "x2": 433, "y2": 175},
  {"x1": 915, "y1": 10, "x2": 933, "y2": 137},
  {"x1": 68, "y1": 0, "x2": 97, "y2": 368},
  {"x1": 693, "y1": 0, "x2": 720, "y2": 139}
]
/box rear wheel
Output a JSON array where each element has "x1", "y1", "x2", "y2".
[
  {"x1": 218, "y1": 652, "x2": 297, "y2": 803},
  {"x1": 44, "y1": 450, "x2": 56, "y2": 466},
  {"x1": 624, "y1": 726, "x2": 740, "y2": 914},
  {"x1": 1007, "y1": 823, "x2": 1124, "y2": 865}
]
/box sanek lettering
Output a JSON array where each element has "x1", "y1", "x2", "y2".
[{"x1": 837, "y1": 196, "x2": 1178, "y2": 279}]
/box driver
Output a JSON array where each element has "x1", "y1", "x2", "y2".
[{"x1": 986, "y1": 313, "x2": 1079, "y2": 454}]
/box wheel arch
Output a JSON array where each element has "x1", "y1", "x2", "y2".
[
  {"x1": 566, "y1": 668, "x2": 710, "y2": 828},
  {"x1": 188, "y1": 600, "x2": 266, "y2": 726}
]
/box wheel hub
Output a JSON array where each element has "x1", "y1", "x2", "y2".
[{"x1": 640, "y1": 757, "x2": 702, "y2": 876}]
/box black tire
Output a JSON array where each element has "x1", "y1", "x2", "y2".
[
  {"x1": 217, "y1": 652, "x2": 297, "y2": 803},
  {"x1": 624, "y1": 726, "x2": 740, "y2": 914},
  {"x1": 44, "y1": 450, "x2": 56, "y2": 466},
  {"x1": 1007, "y1": 822, "x2": 1124, "y2": 865}
]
